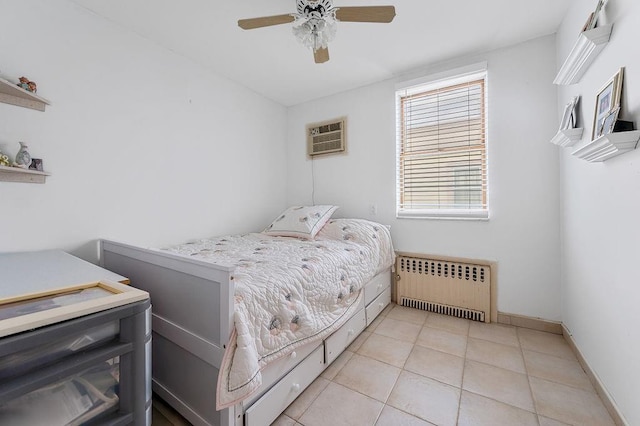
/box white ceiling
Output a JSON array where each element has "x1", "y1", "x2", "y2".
[{"x1": 71, "y1": 0, "x2": 571, "y2": 106}]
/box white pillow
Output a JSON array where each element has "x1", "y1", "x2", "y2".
[{"x1": 263, "y1": 205, "x2": 338, "y2": 239}]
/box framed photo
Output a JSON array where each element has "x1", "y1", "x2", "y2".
[
  {"x1": 581, "y1": 12, "x2": 594, "y2": 32},
  {"x1": 28, "y1": 158, "x2": 43, "y2": 171},
  {"x1": 592, "y1": 68, "x2": 624, "y2": 140},
  {"x1": 586, "y1": 0, "x2": 605, "y2": 31},
  {"x1": 560, "y1": 96, "x2": 579, "y2": 130},
  {"x1": 599, "y1": 106, "x2": 620, "y2": 136}
]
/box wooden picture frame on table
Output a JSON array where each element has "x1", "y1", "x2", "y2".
[{"x1": 592, "y1": 68, "x2": 624, "y2": 140}]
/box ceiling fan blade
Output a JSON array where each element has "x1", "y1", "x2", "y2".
[
  {"x1": 314, "y1": 47, "x2": 330, "y2": 64},
  {"x1": 335, "y1": 6, "x2": 396, "y2": 23},
  {"x1": 238, "y1": 14, "x2": 295, "y2": 30}
]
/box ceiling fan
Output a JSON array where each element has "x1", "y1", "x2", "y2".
[{"x1": 238, "y1": 0, "x2": 396, "y2": 64}]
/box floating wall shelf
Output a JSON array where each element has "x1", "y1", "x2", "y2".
[
  {"x1": 554, "y1": 24, "x2": 613, "y2": 85},
  {"x1": 0, "y1": 165, "x2": 50, "y2": 183},
  {"x1": 572, "y1": 130, "x2": 640, "y2": 162},
  {"x1": 0, "y1": 76, "x2": 50, "y2": 111},
  {"x1": 550, "y1": 128, "x2": 584, "y2": 148}
]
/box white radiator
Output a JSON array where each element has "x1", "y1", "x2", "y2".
[{"x1": 396, "y1": 254, "x2": 492, "y2": 323}]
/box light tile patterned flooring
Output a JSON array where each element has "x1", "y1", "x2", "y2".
[
  {"x1": 153, "y1": 303, "x2": 617, "y2": 426},
  {"x1": 273, "y1": 303, "x2": 616, "y2": 426}
]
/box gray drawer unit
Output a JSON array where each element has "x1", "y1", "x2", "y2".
[{"x1": 0, "y1": 299, "x2": 151, "y2": 426}]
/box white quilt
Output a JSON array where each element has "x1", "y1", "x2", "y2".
[{"x1": 160, "y1": 218, "x2": 395, "y2": 409}]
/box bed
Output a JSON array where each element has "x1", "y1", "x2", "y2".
[{"x1": 99, "y1": 207, "x2": 394, "y2": 426}]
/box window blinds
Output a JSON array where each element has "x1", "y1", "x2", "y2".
[{"x1": 396, "y1": 72, "x2": 488, "y2": 219}]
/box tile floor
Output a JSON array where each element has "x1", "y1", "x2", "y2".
[
  {"x1": 273, "y1": 303, "x2": 616, "y2": 426},
  {"x1": 154, "y1": 303, "x2": 617, "y2": 426}
]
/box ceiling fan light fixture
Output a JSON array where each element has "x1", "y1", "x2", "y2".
[
  {"x1": 293, "y1": 18, "x2": 337, "y2": 51},
  {"x1": 292, "y1": 0, "x2": 338, "y2": 52}
]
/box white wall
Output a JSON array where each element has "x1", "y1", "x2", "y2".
[
  {"x1": 557, "y1": 0, "x2": 640, "y2": 424},
  {"x1": 0, "y1": 0, "x2": 288, "y2": 262},
  {"x1": 286, "y1": 35, "x2": 562, "y2": 321}
]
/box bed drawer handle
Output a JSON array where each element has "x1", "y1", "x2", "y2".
[
  {"x1": 347, "y1": 329, "x2": 355, "y2": 337},
  {"x1": 291, "y1": 383, "x2": 301, "y2": 393},
  {"x1": 378, "y1": 302, "x2": 384, "y2": 309},
  {"x1": 290, "y1": 351, "x2": 297, "y2": 359}
]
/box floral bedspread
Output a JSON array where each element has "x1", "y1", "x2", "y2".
[{"x1": 159, "y1": 218, "x2": 395, "y2": 409}]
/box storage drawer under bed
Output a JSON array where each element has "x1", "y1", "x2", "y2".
[
  {"x1": 244, "y1": 345, "x2": 324, "y2": 426},
  {"x1": 363, "y1": 271, "x2": 391, "y2": 306},
  {"x1": 324, "y1": 307, "x2": 366, "y2": 365},
  {"x1": 244, "y1": 340, "x2": 322, "y2": 407},
  {"x1": 366, "y1": 285, "x2": 391, "y2": 326}
]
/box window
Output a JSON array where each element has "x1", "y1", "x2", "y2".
[{"x1": 396, "y1": 66, "x2": 488, "y2": 219}]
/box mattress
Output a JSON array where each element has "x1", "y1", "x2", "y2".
[{"x1": 159, "y1": 218, "x2": 395, "y2": 408}]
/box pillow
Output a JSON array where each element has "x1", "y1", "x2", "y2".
[{"x1": 263, "y1": 205, "x2": 338, "y2": 239}]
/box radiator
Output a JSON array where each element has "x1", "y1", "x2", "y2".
[{"x1": 396, "y1": 254, "x2": 492, "y2": 323}]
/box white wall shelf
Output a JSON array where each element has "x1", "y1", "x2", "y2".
[
  {"x1": 571, "y1": 130, "x2": 640, "y2": 162},
  {"x1": 550, "y1": 128, "x2": 584, "y2": 148},
  {"x1": 0, "y1": 76, "x2": 50, "y2": 111},
  {"x1": 554, "y1": 24, "x2": 613, "y2": 85},
  {"x1": 0, "y1": 165, "x2": 50, "y2": 183}
]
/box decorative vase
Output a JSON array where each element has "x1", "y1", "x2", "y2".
[{"x1": 15, "y1": 142, "x2": 32, "y2": 168}]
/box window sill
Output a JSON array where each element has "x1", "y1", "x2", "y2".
[{"x1": 397, "y1": 210, "x2": 489, "y2": 221}]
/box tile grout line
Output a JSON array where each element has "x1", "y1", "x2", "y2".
[
  {"x1": 455, "y1": 318, "x2": 471, "y2": 425},
  {"x1": 352, "y1": 306, "x2": 433, "y2": 425},
  {"x1": 517, "y1": 326, "x2": 543, "y2": 426},
  {"x1": 371, "y1": 305, "x2": 418, "y2": 425}
]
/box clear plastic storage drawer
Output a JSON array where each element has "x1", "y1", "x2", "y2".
[{"x1": 0, "y1": 358, "x2": 120, "y2": 425}]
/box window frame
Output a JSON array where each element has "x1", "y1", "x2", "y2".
[{"x1": 395, "y1": 63, "x2": 489, "y2": 220}]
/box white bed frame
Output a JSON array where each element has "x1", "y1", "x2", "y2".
[{"x1": 100, "y1": 239, "x2": 391, "y2": 426}]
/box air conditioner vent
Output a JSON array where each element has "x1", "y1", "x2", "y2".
[{"x1": 307, "y1": 117, "x2": 346, "y2": 157}]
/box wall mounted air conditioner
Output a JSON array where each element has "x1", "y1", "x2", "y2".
[{"x1": 306, "y1": 117, "x2": 346, "y2": 157}]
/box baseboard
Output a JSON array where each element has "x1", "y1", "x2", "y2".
[
  {"x1": 497, "y1": 311, "x2": 563, "y2": 334},
  {"x1": 562, "y1": 325, "x2": 627, "y2": 426}
]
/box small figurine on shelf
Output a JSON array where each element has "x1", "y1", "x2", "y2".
[
  {"x1": 17, "y1": 77, "x2": 30, "y2": 91},
  {"x1": 0, "y1": 152, "x2": 10, "y2": 167},
  {"x1": 13, "y1": 142, "x2": 32, "y2": 169},
  {"x1": 17, "y1": 76, "x2": 37, "y2": 93}
]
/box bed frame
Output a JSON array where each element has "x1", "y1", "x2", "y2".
[{"x1": 100, "y1": 239, "x2": 391, "y2": 426}]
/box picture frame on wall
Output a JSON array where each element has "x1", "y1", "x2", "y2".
[
  {"x1": 592, "y1": 67, "x2": 624, "y2": 140},
  {"x1": 581, "y1": 12, "x2": 595, "y2": 32},
  {"x1": 585, "y1": 0, "x2": 605, "y2": 31},
  {"x1": 599, "y1": 106, "x2": 620, "y2": 136},
  {"x1": 560, "y1": 96, "x2": 580, "y2": 130}
]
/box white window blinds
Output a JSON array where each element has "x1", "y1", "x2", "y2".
[{"x1": 396, "y1": 70, "x2": 488, "y2": 219}]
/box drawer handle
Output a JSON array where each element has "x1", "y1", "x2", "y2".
[
  {"x1": 378, "y1": 302, "x2": 384, "y2": 308},
  {"x1": 290, "y1": 351, "x2": 297, "y2": 359},
  {"x1": 291, "y1": 383, "x2": 301, "y2": 393},
  {"x1": 377, "y1": 284, "x2": 383, "y2": 290},
  {"x1": 347, "y1": 329, "x2": 355, "y2": 336}
]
